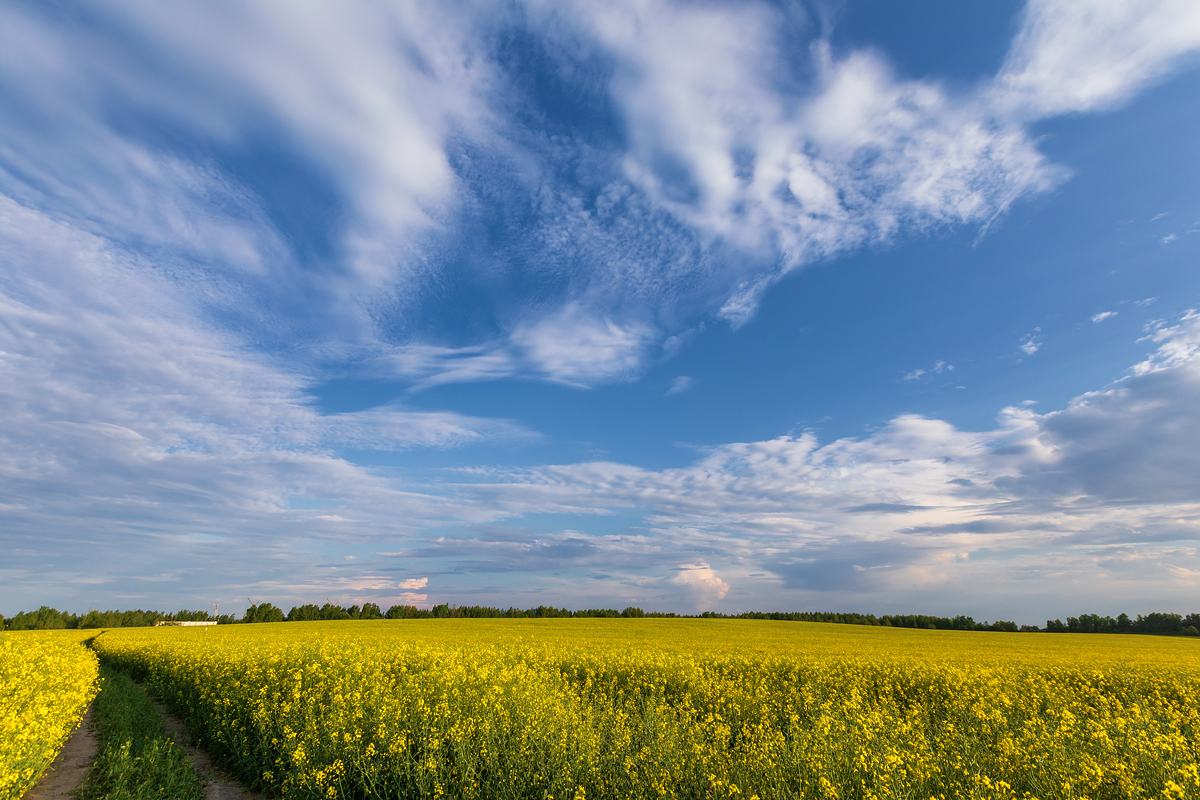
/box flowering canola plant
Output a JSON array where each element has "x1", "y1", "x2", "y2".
[
  {"x1": 0, "y1": 630, "x2": 100, "y2": 800},
  {"x1": 93, "y1": 620, "x2": 1200, "y2": 800}
]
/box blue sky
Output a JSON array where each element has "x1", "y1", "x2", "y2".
[{"x1": 2, "y1": 1, "x2": 1200, "y2": 623}]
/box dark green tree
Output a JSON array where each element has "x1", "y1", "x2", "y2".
[
  {"x1": 243, "y1": 603, "x2": 284, "y2": 624},
  {"x1": 287, "y1": 604, "x2": 321, "y2": 622}
]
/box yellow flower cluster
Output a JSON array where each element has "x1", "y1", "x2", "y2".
[
  {"x1": 0, "y1": 630, "x2": 99, "y2": 800},
  {"x1": 92, "y1": 620, "x2": 1200, "y2": 800}
]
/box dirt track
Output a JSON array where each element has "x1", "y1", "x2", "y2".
[
  {"x1": 23, "y1": 706, "x2": 97, "y2": 799},
  {"x1": 148, "y1": 694, "x2": 266, "y2": 800},
  {"x1": 22, "y1": 689, "x2": 265, "y2": 800}
]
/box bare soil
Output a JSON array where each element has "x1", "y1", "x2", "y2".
[{"x1": 23, "y1": 706, "x2": 97, "y2": 800}]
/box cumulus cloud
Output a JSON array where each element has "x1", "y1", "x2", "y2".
[
  {"x1": 452, "y1": 312, "x2": 1200, "y2": 612},
  {"x1": 669, "y1": 563, "x2": 730, "y2": 610},
  {"x1": 399, "y1": 578, "x2": 429, "y2": 590},
  {"x1": 1091, "y1": 311, "x2": 1118, "y2": 323}
]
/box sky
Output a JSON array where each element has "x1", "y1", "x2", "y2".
[{"x1": 2, "y1": 1, "x2": 1200, "y2": 624}]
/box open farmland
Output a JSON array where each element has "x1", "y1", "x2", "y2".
[
  {"x1": 0, "y1": 630, "x2": 99, "y2": 800},
  {"x1": 91, "y1": 620, "x2": 1200, "y2": 800}
]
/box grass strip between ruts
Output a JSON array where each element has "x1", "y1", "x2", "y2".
[{"x1": 75, "y1": 665, "x2": 206, "y2": 800}]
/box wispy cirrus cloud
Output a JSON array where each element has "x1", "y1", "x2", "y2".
[
  {"x1": 383, "y1": 305, "x2": 656, "y2": 389},
  {"x1": 993, "y1": 0, "x2": 1200, "y2": 118},
  {"x1": 4, "y1": 1, "x2": 1198, "y2": 388},
  {"x1": 904, "y1": 360, "x2": 953, "y2": 381},
  {"x1": 666, "y1": 376, "x2": 693, "y2": 396},
  {"x1": 0, "y1": 194, "x2": 527, "y2": 611},
  {"x1": 0, "y1": 1, "x2": 496, "y2": 273}
]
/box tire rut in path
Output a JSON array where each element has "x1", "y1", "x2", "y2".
[
  {"x1": 147, "y1": 696, "x2": 267, "y2": 800},
  {"x1": 23, "y1": 706, "x2": 97, "y2": 800}
]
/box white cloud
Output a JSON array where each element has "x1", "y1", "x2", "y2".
[
  {"x1": 383, "y1": 343, "x2": 519, "y2": 389},
  {"x1": 666, "y1": 376, "x2": 693, "y2": 395},
  {"x1": 5, "y1": 199, "x2": 1200, "y2": 615},
  {"x1": 383, "y1": 306, "x2": 655, "y2": 389},
  {"x1": 450, "y1": 312, "x2": 1200, "y2": 612},
  {"x1": 1091, "y1": 311, "x2": 1118, "y2": 323},
  {"x1": 3, "y1": 0, "x2": 1198, "y2": 389},
  {"x1": 1019, "y1": 329, "x2": 1043, "y2": 355},
  {"x1": 0, "y1": 1, "x2": 510, "y2": 344},
  {"x1": 4, "y1": 2, "x2": 1200, "y2": 617},
  {"x1": 993, "y1": 0, "x2": 1200, "y2": 118},
  {"x1": 510, "y1": 306, "x2": 656, "y2": 387},
  {"x1": 1162, "y1": 233, "x2": 1178, "y2": 244},
  {"x1": 904, "y1": 360, "x2": 953, "y2": 381},
  {"x1": 536, "y1": 2, "x2": 1062, "y2": 328},
  {"x1": 532, "y1": 0, "x2": 1200, "y2": 334},
  {"x1": 0, "y1": 196, "x2": 529, "y2": 610},
  {"x1": 1132, "y1": 309, "x2": 1200, "y2": 374},
  {"x1": 322, "y1": 405, "x2": 531, "y2": 450},
  {"x1": 669, "y1": 563, "x2": 730, "y2": 609}
]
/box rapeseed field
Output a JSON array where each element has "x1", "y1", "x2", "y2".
[
  {"x1": 93, "y1": 620, "x2": 1200, "y2": 800},
  {"x1": 0, "y1": 630, "x2": 99, "y2": 800}
]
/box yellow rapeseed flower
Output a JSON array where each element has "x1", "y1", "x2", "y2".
[
  {"x1": 0, "y1": 630, "x2": 99, "y2": 800},
  {"x1": 89, "y1": 619, "x2": 1200, "y2": 800}
]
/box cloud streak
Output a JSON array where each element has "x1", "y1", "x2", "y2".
[
  {"x1": 3, "y1": 1, "x2": 1197, "y2": 388},
  {"x1": 994, "y1": 0, "x2": 1200, "y2": 117},
  {"x1": 0, "y1": 194, "x2": 528, "y2": 611}
]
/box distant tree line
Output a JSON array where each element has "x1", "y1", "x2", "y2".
[
  {"x1": 706, "y1": 609, "x2": 1199, "y2": 635},
  {"x1": 1, "y1": 606, "x2": 215, "y2": 630},
  {"x1": 4, "y1": 603, "x2": 1199, "y2": 635},
  {"x1": 1041, "y1": 612, "x2": 1200, "y2": 635},
  {"x1": 709, "y1": 610, "x2": 1024, "y2": 631}
]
